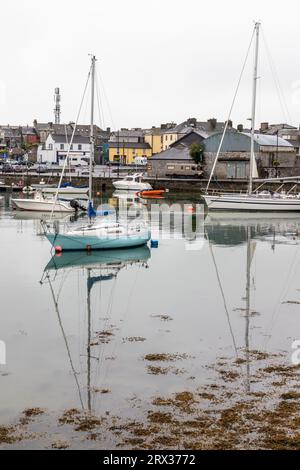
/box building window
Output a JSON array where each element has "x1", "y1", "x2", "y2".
[
  {"x1": 49, "y1": 143, "x2": 53, "y2": 150},
  {"x1": 170, "y1": 135, "x2": 173, "y2": 141},
  {"x1": 165, "y1": 135, "x2": 168, "y2": 141},
  {"x1": 60, "y1": 144, "x2": 64, "y2": 150},
  {"x1": 78, "y1": 144, "x2": 82, "y2": 151},
  {"x1": 70, "y1": 144, "x2": 73, "y2": 150}
]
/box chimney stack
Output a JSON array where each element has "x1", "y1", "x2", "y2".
[{"x1": 260, "y1": 122, "x2": 269, "y2": 132}]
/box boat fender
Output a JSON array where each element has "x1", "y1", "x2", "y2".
[
  {"x1": 187, "y1": 206, "x2": 195, "y2": 214},
  {"x1": 55, "y1": 245, "x2": 63, "y2": 254},
  {"x1": 151, "y1": 240, "x2": 159, "y2": 248},
  {"x1": 86, "y1": 245, "x2": 92, "y2": 252}
]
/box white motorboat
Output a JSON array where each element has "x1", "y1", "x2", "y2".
[
  {"x1": 113, "y1": 173, "x2": 152, "y2": 191},
  {"x1": 11, "y1": 191, "x2": 75, "y2": 213}
]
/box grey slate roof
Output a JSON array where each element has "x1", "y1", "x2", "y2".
[
  {"x1": 243, "y1": 132, "x2": 293, "y2": 147},
  {"x1": 151, "y1": 147, "x2": 192, "y2": 161},
  {"x1": 108, "y1": 142, "x2": 151, "y2": 150},
  {"x1": 50, "y1": 134, "x2": 90, "y2": 144}
]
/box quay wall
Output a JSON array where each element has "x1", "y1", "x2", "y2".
[{"x1": 2, "y1": 174, "x2": 300, "y2": 194}]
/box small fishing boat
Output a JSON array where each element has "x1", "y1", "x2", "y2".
[
  {"x1": 12, "y1": 191, "x2": 76, "y2": 213},
  {"x1": 41, "y1": 182, "x2": 89, "y2": 195},
  {"x1": 137, "y1": 189, "x2": 167, "y2": 198},
  {"x1": 113, "y1": 173, "x2": 152, "y2": 191},
  {"x1": 31, "y1": 179, "x2": 56, "y2": 190}
]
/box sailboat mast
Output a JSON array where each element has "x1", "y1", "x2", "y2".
[
  {"x1": 245, "y1": 226, "x2": 251, "y2": 392},
  {"x1": 249, "y1": 22, "x2": 260, "y2": 195},
  {"x1": 89, "y1": 55, "x2": 96, "y2": 202}
]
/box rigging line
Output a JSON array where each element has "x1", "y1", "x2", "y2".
[
  {"x1": 95, "y1": 73, "x2": 105, "y2": 129},
  {"x1": 262, "y1": 242, "x2": 300, "y2": 350},
  {"x1": 47, "y1": 275, "x2": 85, "y2": 410},
  {"x1": 97, "y1": 70, "x2": 117, "y2": 130},
  {"x1": 99, "y1": 265, "x2": 141, "y2": 396},
  {"x1": 261, "y1": 29, "x2": 292, "y2": 124},
  {"x1": 64, "y1": 124, "x2": 72, "y2": 183},
  {"x1": 208, "y1": 242, "x2": 239, "y2": 358},
  {"x1": 50, "y1": 66, "x2": 92, "y2": 221},
  {"x1": 206, "y1": 26, "x2": 255, "y2": 193}
]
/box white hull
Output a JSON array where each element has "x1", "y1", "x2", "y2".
[
  {"x1": 11, "y1": 198, "x2": 74, "y2": 212},
  {"x1": 203, "y1": 194, "x2": 300, "y2": 212},
  {"x1": 113, "y1": 181, "x2": 152, "y2": 191},
  {"x1": 42, "y1": 187, "x2": 89, "y2": 195}
]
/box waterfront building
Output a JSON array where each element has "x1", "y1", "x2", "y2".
[
  {"x1": 144, "y1": 123, "x2": 176, "y2": 154},
  {"x1": 160, "y1": 118, "x2": 232, "y2": 151},
  {"x1": 37, "y1": 134, "x2": 91, "y2": 166},
  {"x1": 148, "y1": 130, "x2": 205, "y2": 178},
  {"x1": 108, "y1": 141, "x2": 152, "y2": 165},
  {"x1": 204, "y1": 131, "x2": 296, "y2": 179},
  {"x1": 259, "y1": 122, "x2": 300, "y2": 158},
  {"x1": 0, "y1": 125, "x2": 38, "y2": 148},
  {"x1": 109, "y1": 128, "x2": 145, "y2": 144}
]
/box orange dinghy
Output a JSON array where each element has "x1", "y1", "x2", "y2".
[{"x1": 137, "y1": 189, "x2": 166, "y2": 199}]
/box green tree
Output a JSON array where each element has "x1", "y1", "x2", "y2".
[{"x1": 189, "y1": 142, "x2": 205, "y2": 164}]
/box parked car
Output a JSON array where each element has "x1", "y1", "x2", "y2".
[
  {"x1": 1, "y1": 163, "x2": 14, "y2": 173},
  {"x1": 35, "y1": 164, "x2": 48, "y2": 174},
  {"x1": 12, "y1": 165, "x2": 24, "y2": 173}
]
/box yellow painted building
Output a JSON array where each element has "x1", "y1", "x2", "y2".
[
  {"x1": 144, "y1": 131, "x2": 164, "y2": 154},
  {"x1": 109, "y1": 142, "x2": 152, "y2": 165}
]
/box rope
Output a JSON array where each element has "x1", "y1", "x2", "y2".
[
  {"x1": 50, "y1": 66, "x2": 92, "y2": 221},
  {"x1": 261, "y1": 29, "x2": 292, "y2": 124},
  {"x1": 206, "y1": 27, "x2": 255, "y2": 193}
]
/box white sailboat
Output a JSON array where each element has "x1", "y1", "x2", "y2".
[
  {"x1": 44, "y1": 56, "x2": 151, "y2": 251},
  {"x1": 203, "y1": 22, "x2": 300, "y2": 212},
  {"x1": 41, "y1": 185, "x2": 88, "y2": 196}
]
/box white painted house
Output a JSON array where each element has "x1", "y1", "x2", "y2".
[{"x1": 37, "y1": 134, "x2": 91, "y2": 166}]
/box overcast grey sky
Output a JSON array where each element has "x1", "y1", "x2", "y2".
[{"x1": 1, "y1": 0, "x2": 300, "y2": 130}]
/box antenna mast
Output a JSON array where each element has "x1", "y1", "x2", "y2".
[{"x1": 54, "y1": 87, "x2": 61, "y2": 125}]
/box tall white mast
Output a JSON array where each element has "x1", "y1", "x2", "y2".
[
  {"x1": 249, "y1": 22, "x2": 260, "y2": 195},
  {"x1": 89, "y1": 55, "x2": 96, "y2": 202}
]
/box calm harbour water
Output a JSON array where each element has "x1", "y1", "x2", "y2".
[{"x1": 1, "y1": 192, "x2": 300, "y2": 448}]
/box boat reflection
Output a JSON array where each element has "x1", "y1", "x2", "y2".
[
  {"x1": 13, "y1": 210, "x2": 77, "y2": 222},
  {"x1": 205, "y1": 212, "x2": 300, "y2": 247},
  {"x1": 42, "y1": 246, "x2": 151, "y2": 412},
  {"x1": 44, "y1": 245, "x2": 151, "y2": 272}
]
